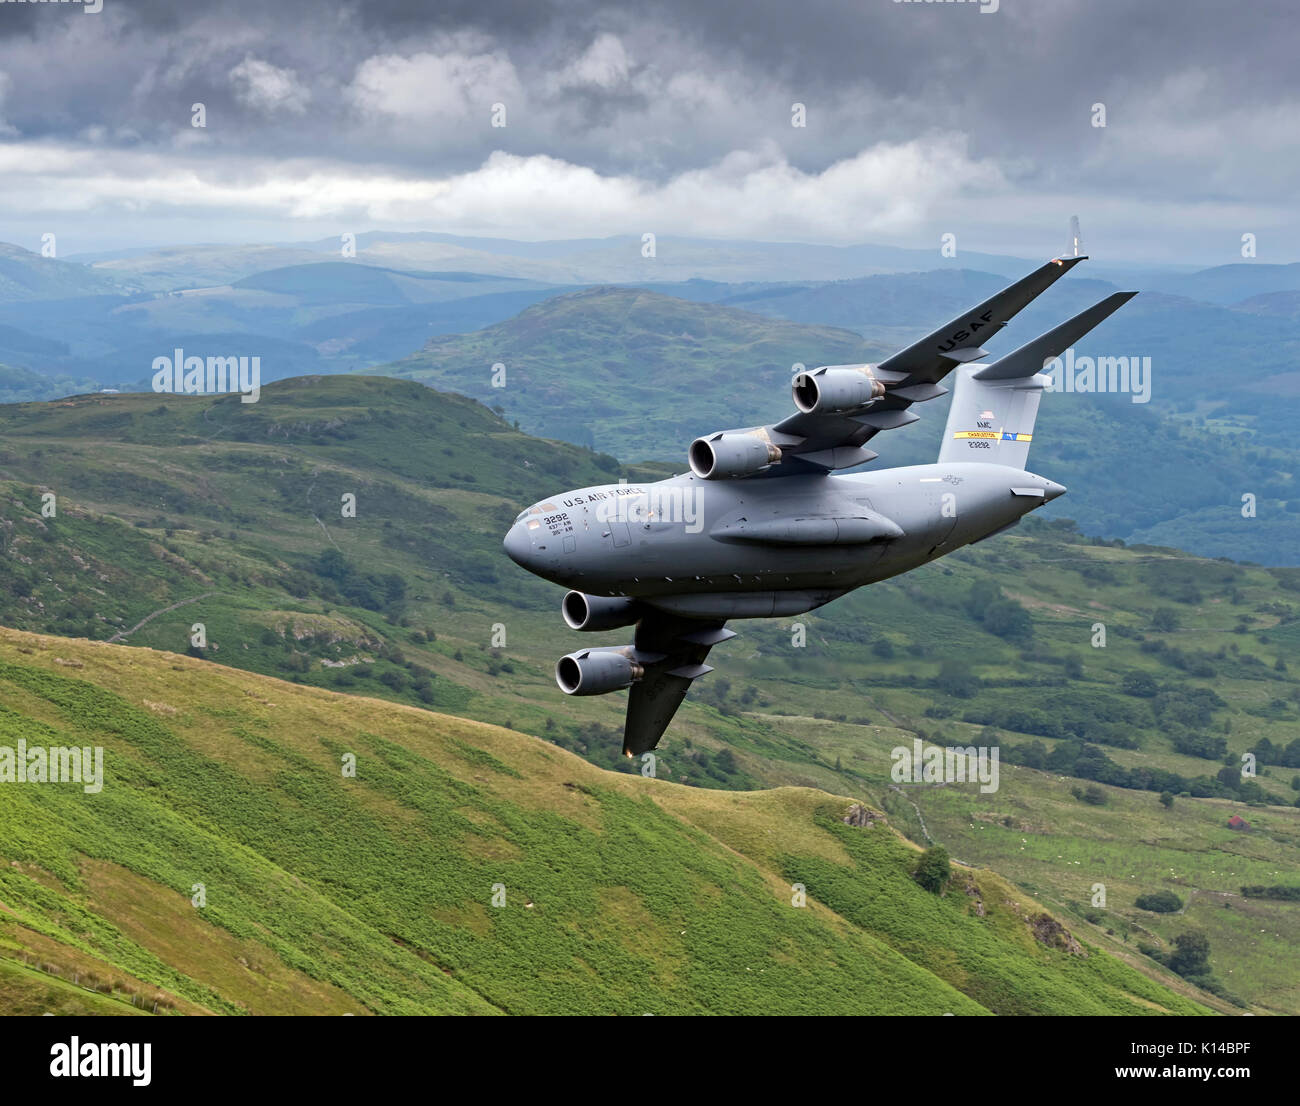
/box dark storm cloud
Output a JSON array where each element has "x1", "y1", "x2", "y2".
[
  {"x1": 0, "y1": 0, "x2": 1295, "y2": 259},
  {"x1": 0, "y1": 0, "x2": 1291, "y2": 171}
]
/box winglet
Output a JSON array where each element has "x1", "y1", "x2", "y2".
[{"x1": 1066, "y1": 216, "x2": 1084, "y2": 259}]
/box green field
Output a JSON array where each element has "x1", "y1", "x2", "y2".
[
  {"x1": 0, "y1": 627, "x2": 1214, "y2": 1015},
  {"x1": 0, "y1": 375, "x2": 1296, "y2": 1012}
]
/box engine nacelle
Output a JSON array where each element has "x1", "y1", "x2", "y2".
[
  {"x1": 555, "y1": 647, "x2": 644, "y2": 696},
  {"x1": 792, "y1": 365, "x2": 885, "y2": 415},
  {"x1": 688, "y1": 431, "x2": 781, "y2": 480},
  {"x1": 562, "y1": 591, "x2": 641, "y2": 631}
]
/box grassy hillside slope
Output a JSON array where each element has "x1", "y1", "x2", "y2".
[
  {"x1": 372, "y1": 285, "x2": 886, "y2": 453},
  {"x1": 0, "y1": 627, "x2": 1210, "y2": 1016},
  {"x1": 0, "y1": 377, "x2": 1296, "y2": 1010}
]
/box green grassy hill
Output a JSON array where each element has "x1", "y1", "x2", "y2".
[
  {"x1": 0, "y1": 375, "x2": 1296, "y2": 1010},
  {"x1": 371, "y1": 285, "x2": 886, "y2": 453},
  {"x1": 370, "y1": 286, "x2": 1300, "y2": 563},
  {"x1": 4, "y1": 261, "x2": 1296, "y2": 560},
  {"x1": 0, "y1": 626, "x2": 1212, "y2": 1015}
]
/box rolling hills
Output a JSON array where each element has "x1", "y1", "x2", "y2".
[
  {"x1": 375, "y1": 285, "x2": 1300, "y2": 562},
  {"x1": 0, "y1": 626, "x2": 1214, "y2": 1015},
  {"x1": 0, "y1": 375, "x2": 1297, "y2": 1010},
  {"x1": 3, "y1": 240, "x2": 1298, "y2": 564},
  {"x1": 372, "y1": 285, "x2": 886, "y2": 451},
  {"x1": 72, "y1": 232, "x2": 1044, "y2": 286}
]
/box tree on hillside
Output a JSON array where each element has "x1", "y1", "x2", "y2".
[
  {"x1": 964, "y1": 581, "x2": 1033, "y2": 644},
  {"x1": 936, "y1": 658, "x2": 979, "y2": 699},
  {"x1": 1168, "y1": 930, "x2": 1211, "y2": 980},
  {"x1": 1078, "y1": 784, "x2": 1107, "y2": 806},
  {"x1": 1151, "y1": 608, "x2": 1180, "y2": 633},
  {"x1": 1121, "y1": 670, "x2": 1158, "y2": 698},
  {"x1": 1135, "y1": 889, "x2": 1182, "y2": 913},
  {"x1": 914, "y1": 846, "x2": 951, "y2": 894}
]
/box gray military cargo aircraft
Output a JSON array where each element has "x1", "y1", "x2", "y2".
[{"x1": 504, "y1": 255, "x2": 1136, "y2": 757}]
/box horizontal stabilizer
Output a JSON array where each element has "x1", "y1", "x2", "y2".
[{"x1": 974, "y1": 292, "x2": 1138, "y2": 381}]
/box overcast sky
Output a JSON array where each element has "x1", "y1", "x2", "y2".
[{"x1": 0, "y1": 0, "x2": 1295, "y2": 264}]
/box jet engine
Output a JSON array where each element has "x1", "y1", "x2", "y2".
[
  {"x1": 688, "y1": 431, "x2": 781, "y2": 479},
  {"x1": 555, "y1": 647, "x2": 644, "y2": 695},
  {"x1": 562, "y1": 591, "x2": 641, "y2": 631},
  {"x1": 791, "y1": 365, "x2": 885, "y2": 415}
]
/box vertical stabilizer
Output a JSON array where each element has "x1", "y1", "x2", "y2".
[
  {"x1": 938, "y1": 292, "x2": 1137, "y2": 468},
  {"x1": 938, "y1": 366, "x2": 1046, "y2": 469}
]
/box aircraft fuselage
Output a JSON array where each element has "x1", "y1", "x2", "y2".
[{"x1": 503, "y1": 462, "x2": 1064, "y2": 620}]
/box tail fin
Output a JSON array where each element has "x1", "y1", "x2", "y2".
[{"x1": 938, "y1": 291, "x2": 1137, "y2": 469}]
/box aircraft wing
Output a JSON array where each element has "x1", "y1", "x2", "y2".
[
  {"x1": 623, "y1": 612, "x2": 734, "y2": 757},
  {"x1": 873, "y1": 255, "x2": 1089, "y2": 386},
  {"x1": 751, "y1": 256, "x2": 1088, "y2": 471}
]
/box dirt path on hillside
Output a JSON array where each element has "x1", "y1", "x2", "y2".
[{"x1": 107, "y1": 590, "x2": 218, "y2": 643}]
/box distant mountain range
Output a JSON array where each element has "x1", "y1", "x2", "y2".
[
  {"x1": 2, "y1": 234, "x2": 1298, "y2": 562},
  {"x1": 68, "y1": 231, "x2": 1048, "y2": 285},
  {"x1": 374, "y1": 283, "x2": 1300, "y2": 563}
]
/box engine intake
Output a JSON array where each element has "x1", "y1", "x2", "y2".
[
  {"x1": 562, "y1": 591, "x2": 641, "y2": 631},
  {"x1": 688, "y1": 431, "x2": 781, "y2": 480},
  {"x1": 792, "y1": 366, "x2": 884, "y2": 415},
  {"x1": 555, "y1": 648, "x2": 644, "y2": 696}
]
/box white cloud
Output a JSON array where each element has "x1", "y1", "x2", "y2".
[
  {"x1": 553, "y1": 33, "x2": 632, "y2": 91},
  {"x1": 0, "y1": 135, "x2": 1004, "y2": 238},
  {"x1": 229, "y1": 56, "x2": 312, "y2": 116},
  {"x1": 0, "y1": 129, "x2": 1291, "y2": 263},
  {"x1": 347, "y1": 42, "x2": 522, "y2": 123}
]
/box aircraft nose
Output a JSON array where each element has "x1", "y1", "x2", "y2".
[
  {"x1": 503, "y1": 521, "x2": 533, "y2": 566},
  {"x1": 1043, "y1": 479, "x2": 1067, "y2": 502}
]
